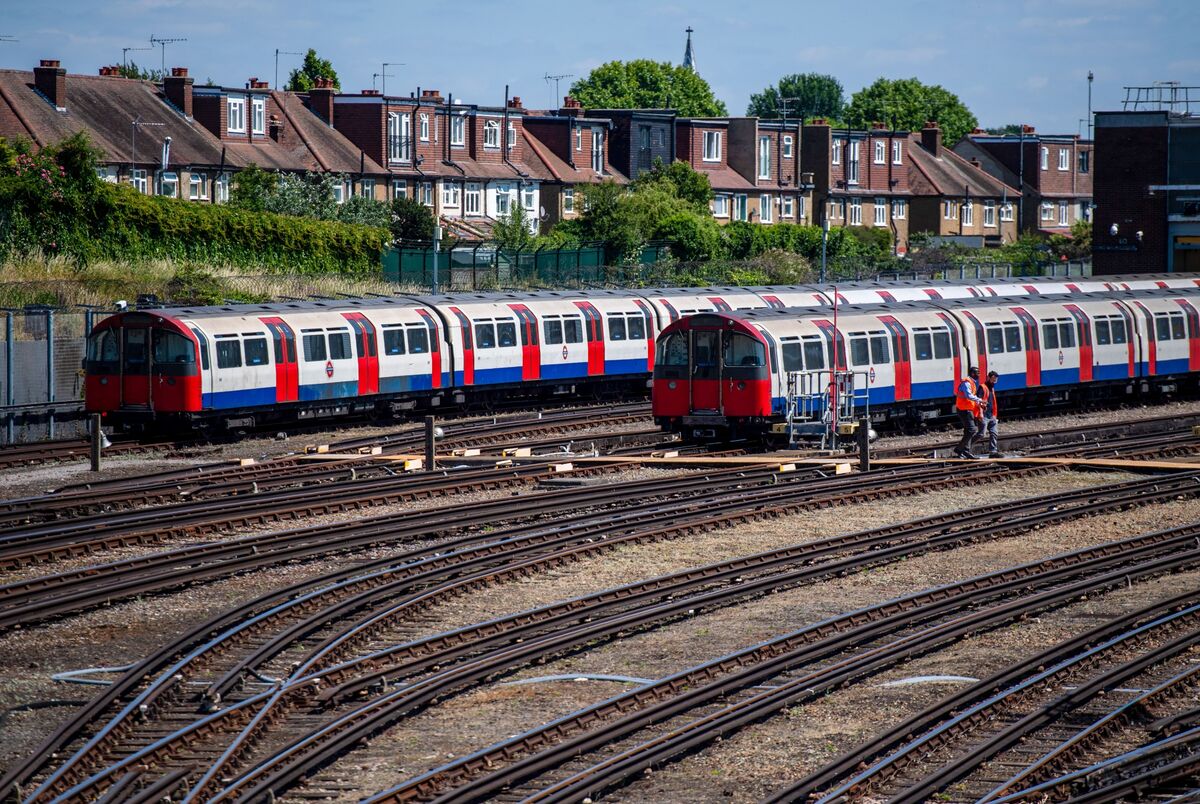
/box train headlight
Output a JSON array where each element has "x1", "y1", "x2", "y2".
[
  {"x1": 668, "y1": 381, "x2": 677, "y2": 390},
  {"x1": 99, "y1": 377, "x2": 108, "y2": 385},
  {"x1": 737, "y1": 381, "x2": 746, "y2": 391}
]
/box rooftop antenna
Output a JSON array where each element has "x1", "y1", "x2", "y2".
[
  {"x1": 0, "y1": 36, "x2": 19, "y2": 44},
  {"x1": 543, "y1": 72, "x2": 574, "y2": 109},
  {"x1": 275, "y1": 48, "x2": 303, "y2": 90},
  {"x1": 382, "y1": 62, "x2": 405, "y2": 97},
  {"x1": 122, "y1": 45, "x2": 152, "y2": 71},
  {"x1": 149, "y1": 35, "x2": 187, "y2": 77}
]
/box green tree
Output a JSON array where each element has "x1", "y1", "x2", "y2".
[
  {"x1": 116, "y1": 61, "x2": 163, "y2": 82},
  {"x1": 389, "y1": 195, "x2": 435, "y2": 242},
  {"x1": 631, "y1": 158, "x2": 713, "y2": 213},
  {"x1": 491, "y1": 204, "x2": 535, "y2": 251},
  {"x1": 846, "y1": 77, "x2": 979, "y2": 145},
  {"x1": 985, "y1": 123, "x2": 1023, "y2": 135},
  {"x1": 746, "y1": 73, "x2": 845, "y2": 121},
  {"x1": 286, "y1": 48, "x2": 340, "y2": 92},
  {"x1": 569, "y1": 60, "x2": 727, "y2": 117},
  {"x1": 228, "y1": 164, "x2": 279, "y2": 212}
]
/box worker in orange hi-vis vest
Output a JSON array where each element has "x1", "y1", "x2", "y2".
[
  {"x1": 979, "y1": 370, "x2": 1002, "y2": 458},
  {"x1": 953, "y1": 365, "x2": 983, "y2": 459}
]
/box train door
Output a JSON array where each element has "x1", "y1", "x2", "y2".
[
  {"x1": 689, "y1": 327, "x2": 721, "y2": 412},
  {"x1": 507, "y1": 304, "x2": 541, "y2": 381},
  {"x1": 121, "y1": 326, "x2": 151, "y2": 407},
  {"x1": 342, "y1": 313, "x2": 379, "y2": 395},
  {"x1": 414, "y1": 309, "x2": 444, "y2": 389},
  {"x1": 1063, "y1": 305, "x2": 1094, "y2": 382},
  {"x1": 185, "y1": 324, "x2": 213, "y2": 406},
  {"x1": 1175, "y1": 299, "x2": 1200, "y2": 371},
  {"x1": 573, "y1": 301, "x2": 605, "y2": 375},
  {"x1": 632, "y1": 299, "x2": 655, "y2": 370},
  {"x1": 449, "y1": 307, "x2": 474, "y2": 385},
  {"x1": 1010, "y1": 307, "x2": 1042, "y2": 387},
  {"x1": 260, "y1": 317, "x2": 298, "y2": 403},
  {"x1": 878, "y1": 316, "x2": 912, "y2": 401}
]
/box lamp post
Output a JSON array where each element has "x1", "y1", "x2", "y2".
[{"x1": 820, "y1": 217, "x2": 830, "y2": 283}]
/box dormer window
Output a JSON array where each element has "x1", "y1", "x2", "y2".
[
  {"x1": 388, "y1": 112, "x2": 411, "y2": 162},
  {"x1": 507, "y1": 121, "x2": 516, "y2": 152},
  {"x1": 227, "y1": 97, "x2": 246, "y2": 134},
  {"x1": 702, "y1": 130, "x2": 721, "y2": 162},
  {"x1": 451, "y1": 115, "x2": 465, "y2": 146},
  {"x1": 252, "y1": 98, "x2": 266, "y2": 135},
  {"x1": 484, "y1": 120, "x2": 500, "y2": 148},
  {"x1": 420, "y1": 114, "x2": 430, "y2": 141},
  {"x1": 783, "y1": 135, "x2": 793, "y2": 158}
]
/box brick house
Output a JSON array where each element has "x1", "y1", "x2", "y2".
[
  {"x1": 583, "y1": 107, "x2": 676, "y2": 180},
  {"x1": 952, "y1": 127, "x2": 1093, "y2": 235},
  {"x1": 674, "y1": 117, "x2": 762, "y2": 224},
  {"x1": 727, "y1": 118, "x2": 812, "y2": 225},
  {"x1": 802, "y1": 120, "x2": 913, "y2": 254},
  {"x1": 522, "y1": 98, "x2": 627, "y2": 228},
  {"x1": 1092, "y1": 108, "x2": 1200, "y2": 274},
  {"x1": 906, "y1": 123, "x2": 1020, "y2": 245}
]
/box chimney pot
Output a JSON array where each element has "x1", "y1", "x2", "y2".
[
  {"x1": 34, "y1": 59, "x2": 67, "y2": 109},
  {"x1": 309, "y1": 81, "x2": 335, "y2": 125},
  {"x1": 39, "y1": 59, "x2": 60, "y2": 68},
  {"x1": 164, "y1": 66, "x2": 194, "y2": 117},
  {"x1": 509, "y1": 95, "x2": 522, "y2": 108},
  {"x1": 171, "y1": 67, "x2": 188, "y2": 77},
  {"x1": 1021, "y1": 124, "x2": 1036, "y2": 134},
  {"x1": 872, "y1": 121, "x2": 886, "y2": 130},
  {"x1": 811, "y1": 118, "x2": 827, "y2": 126},
  {"x1": 362, "y1": 89, "x2": 381, "y2": 96}
]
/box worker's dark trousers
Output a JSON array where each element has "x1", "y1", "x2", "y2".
[{"x1": 956, "y1": 409, "x2": 978, "y2": 455}]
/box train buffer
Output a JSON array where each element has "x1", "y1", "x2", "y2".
[{"x1": 774, "y1": 369, "x2": 870, "y2": 450}]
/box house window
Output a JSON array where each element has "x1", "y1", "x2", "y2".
[
  {"x1": 332, "y1": 181, "x2": 345, "y2": 205},
  {"x1": 1000, "y1": 201, "x2": 1014, "y2": 221},
  {"x1": 465, "y1": 183, "x2": 481, "y2": 215},
  {"x1": 188, "y1": 172, "x2": 207, "y2": 200},
  {"x1": 95, "y1": 165, "x2": 119, "y2": 183},
  {"x1": 797, "y1": 195, "x2": 805, "y2": 220},
  {"x1": 575, "y1": 126, "x2": 582, "y2": 151},
  {"x1": 873, "y1": 197, "x2": 887, "y2": 226},
  {"x1": 832, "y1": 139, "x2": 842, "y2": 165},
  {"x1": 892, "y1": 140, "x2": 902, "y2": 164},
  {"x1": 419, "y1": 114, "x2": 429, "y2": 141},
  {"x1": 157, "y1": 171, "x2": 178, "y2": 197},
  {"x1": 783, "y1": 135, "x2": 793, "y2": 158},
  {"x1": 360, "y1": 178, "x2": 375, "y2": 199},
  {"x1": 760, "y1": 194, "x2": 773, "y2": 223},
  {"x1": 1079, "y1": 150, "x2": 1090, "y2": 173},
  {"x1": 891, "y1": 198, "x2": 906, "y2": 219},
  {"x1": 984, "y1": 200, "x2": 996, "y2": 227},
  {"x1": 421, "y1": 182, "x2": 433, "y2": 206},
  {"x1": 733, "y1": 194, "x2": 748, "y2": 221},
  {"x1": 1058, "y1": 200, "x2": 1068, "y2": 226},
  {"x1": 495, "y1": 184, "x2": 511, "y2": 215},
  {"x1": 227, "y1": 97, "x2": 246, "y2": 134},
  {"x1": 873, "y1": 140, "x2": 885, "y2": 164},
  {"x1": 758, "y1": 136, "x2": 771, "y2": 178},
  {"x1": 251, "y1": 98, "x2": 266, "y2": 135},
  {"x1": 451, "y1": 115, "x2": 465, "y2": 146},
  {"x1": 1058, "y1": 148, "x2": 1069, "y2": 171},
  {"x1": 782, "y1": 195, "x2": 794, "y2": 218},
  {"x1": 702, "y1": 130, "x2": 721, "y2": 162},
  {"x1": 522, "y1": 185, "x2": 536, "y2": 211},
  {"x1": 442, "y1": 182, "x2": 461, "y2": 207},
  {"x1": 563, "y1": 187, "x2": 575, "y2": 214},
  {"x1": 130, "y1": 169, "x2": 148, "y2": 193},
  {"x1": 849, "y1": 198, "x2": 862, "y2": 225},
  {"x1": 484, "y1": 120, "x2": 500, "y2": 148},
  {"x1": 962, "y1": 200, "x2": 974, "y2": 226},
  {"x1": 1040, "y1": 146, "x2": 1049, "y2": 170},
  {"x1": 507, "y1": 121, "x2": 517, "y2": 152},
  {"x1": 1041, "y1": 201, "x2": 1054, "y2": 221},
  {"x1": 216, "y1": 172, "x2": 230, "y2": 203},
  {"x1": 713, "y1": 194, "x2": 729, "y2": 217},
  {"x1": 388, "y1": 112, "x2": 411, "y2": 162},
  {"x1": 846, "y1": 141, "x2": 860, "y2": 184},
  {"x1": 944, "y1": 200, "x2": 955, "y2": 220},
  {"x1": 591, "y1": 127, "x2": 604, "y2": 173},
  {"x1": 392, "y1": 179, "x2": 407, "y2": 199}
]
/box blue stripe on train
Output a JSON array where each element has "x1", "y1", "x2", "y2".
[
  {"x1": 298, "y1": 381, "x2": 359, "y2": 402},
  {"x1": 604, "y1": 357, "x2": 648, "y2": 375},
  {"x1": 379, "y1": 374, "x2": 436, "y2": 394},
  {"x1": 202, "y1": 386, "x2": 278, "y2": 410},
  {"x1": 1156, "y1": 357, "x2": 1191, "y2": 375},
  {"x1": 540, "y1": 361, "x2": 590, "y2": 380},
  {"x1": 911, "y1": 380, "x2": 956, "y2": 401}
]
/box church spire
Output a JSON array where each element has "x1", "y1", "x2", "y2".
[{"x1": 683, "y1": 26, "x2": 697, "y2": 72}]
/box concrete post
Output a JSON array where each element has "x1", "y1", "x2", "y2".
[
  {"x1": 424, "y1": 414, "x2": 436, "y2": 471},
  {"x1": 90, "y1": 413, "x2": 102, "y2": 472}
]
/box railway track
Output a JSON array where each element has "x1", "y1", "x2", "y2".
[{"x1": 0, "y1": 436, "x2": 182, "y2": 471}]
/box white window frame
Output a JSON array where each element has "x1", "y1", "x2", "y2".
[
  {"x1": 421, "y1": 181, "x2": 433, "y2": 206},
  {"x1": 984, "y1": 200, "x2": 996, "y2": 227},
  {"x1": 873, "y1": 197, "x2": 887, "y2": 226},
  {"x1": 832, "y1": 139, "x2": 842, "y2": 165},
  {"x1": 227, "y1": 97, "x2": 246, "y2": 134},
  {"x1": 442, "y1": 182, "x2": 461, "y2": 208},
  {"x1": 782, "y1": 135, "x2": 793, "y2": 158},
  {"x1": 507, "y1": 121, "x2": 517, "y2": 152},
  {"x1": 1058, "y1": 200, "x2": 1068, "y2": 226},
  {"x1": 782, "y1": 195, "x2": 794, "y2": 218},
  {"x1": 157, "y1": 170, "x2": 178, "y2": 198},
  {"x1": 760, "y1": 193, "x2": 773, "y2": 223},
  {"x1": 891, "y1": 140, "x2": 902, "y2": 164},
  {"x1": 392, "y1": 179, "x2": 407, "y2": 199},
  {"x1": 216, "y1": 172, "x2": 230, "y2": 203},
  {"x1": 419, "y1": 114, "x2": 430, "y2": 142},
  {"x1": 702, "y1": 130, "x2": 721, "y2": 162},
  {"x1": 891, "y1": 198, "x2": 906, "y2": 219},
  {"x1": 332, "y1": 181, "x2": 345, "y2": 205},
  {"x1": 758, "y1": 135, "x2": 771, "y2": 179},
  {"x1": 849, "y1": 197, "x2": 862, "y2": 225},
  {"x1": 495, "y1": 184, "x2": 511, "y2": 215},
  {"x1": 944, "y1": 200, "x2": 955, "y2": 220},
  {"x1": 251, "y1": 97, "x2": 266, "y2": 135},
  {"x1": 1040, "y1": 146, "x2": 1049, "y2": 170},
  {"x1": 465, "y1": 182, "x2": 481, "y2": 215},
  {"x1": 591, "y1": 127, "x2": 604, "y2": 173},
  {"x1": 563, "y1": 187, "x2": 575, "y2": 214},
  {"x1": 359, "y1": 178, "x2": 375, "y2": 199},
  {"x1": 797, "y1": 195, "x2": 805, "y2": 220},
  {"x1": 484, "y1": 120, "x2": 500, "y2": 148},
  {"x1": 1041, "y1": 201, "x2": 1054, "y2": 221},
  {"x1": 131, "y1": 169, "x2": 148, "y2": 194},
  {"x1": 962, "y1": 200, "x2": 974, "y2": 226},
  {"x1": 733, "y1": 194, "x2": 748, "y2": 221},
  {"x1": 873, "y1": 140, "x2": 886, "y2": 164},
  {"x1": 388, "y1": 112, "x2": 411, "y2": 162},
  {"x1": 575, "y1": 127, "x2": 582, "y2": 151},
  {"x1": 712, "y1": 194, "x2": 729, "y2": 218},
  {"x1": 188, "y1": 172, "x2": 207, "y2": 200},
  {"x1": 1000, "y1": 201, "x2": 1014, "y2": 221},
  {"x1": 450, "y1": 115, "x2": 465, "y2": 147},
  {"x1": 846, "y1": 140, "x2": 860, "y2": 184},
  {"x1": 522, "y1": 185, "x2": 536, "y2": 211},
  {"x1": 1057, "y1": 148, "x2": 1069, "y2": 171}
]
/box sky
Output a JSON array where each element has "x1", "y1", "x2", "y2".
[{"x1": 1, "y1": 0, "x2": 1193, "y2": 136}]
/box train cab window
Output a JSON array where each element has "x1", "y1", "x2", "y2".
[
  {"x1": 303, "y1": 333, "x2": 327, "y2": 362},
  {"x1": 849, "y1": 334, "x2": 870, "y2": 367},
  {"x1": 543, "y1": 319, "x2": 563, "y2": 345},
  {"x1": 383, "y1": 328, "x2": 406, "y2": 355},
  {"x1": 1042, "y1": 322, "x2": 1060, "y2": 350},
  {"x1": 1005, "y1": 324, "x2": 1022, "y2": 353},
  {"x1": 407, "y1": 326, "x2": 429, "y2": 354},
  {"x1": 1111, "y1": 318, "x2": 1128, "y2": 344},
  {"x1": 243, "y1": 337, "x2": 269, "y2": 366},
  {"x1": 628, "y1": 315, "x2": 646, "y2": 340},
  {"x1": 151, "y1": 331, "x2": 196, "y2": 366},
  {"x1": 328, "y1": 330, "x2": 352, "y2": 360},
  {"x1": 913, "y1": 329, "x2": 933, "y2": 361},
  {"x1": 658, "y1": 332, "x2": 689, "y2": 366},
  {"x1": 1057, "y1": 322, "x2": 1075, "y2": 348},
  {"x1": 1095, "y1": 320, "x2": 1111, "y2": 345},
  {"x1": 986, "y1": 325, "x2": 1005, "y2": 355},
  {"x1": 475, "y1": 323, "x2": 496, "y2": 349},
  {"x1": 1155, "y1": 314, "x2": 1171, "y2": 341},
  {"x1": 86, "y1": 330, "x2": 120, "y2": 373},
  {"x1": 497, "y1": 322, "x2": 517, "y2": 347},
  {"x1": 189, "y1": 327, "x2": 210, "y2": 370},
  {"x1": 564, "y1": 318, "x2": 583, "y2": 344},
  {"x1": 215, "y1": 338, "x2": 242, "y2": 369},
  {"x1": 869, "y1": 333, "x2": 890, "y2": 364},
  {"x1": 723, "y1": 333, "x2": 765, "y2": 367},
  {"x1": 608, "y1": 316, "x2": 627, "y2": 341}
]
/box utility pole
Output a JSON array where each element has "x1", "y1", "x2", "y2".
[
  {"x1": 122, "y1": 45, "x2": 152, "y2": 71},
  {"x1": 543, "y1": 72, "x2": 573, "y2": 108},
  {"x1": 275, "y1": 48, "x2": 303, "y2": 89},
  {"x1": 382, "y1": 63, "x2": 405, "y2": 97},
  {"x1": 1087, "y1": 70, "x2": 1094, "y2": 139},
  {"x1": 820, "y1": 218, "x2": 830, "y2": 283},
  {"x1": 150, "y1": 35, "x2": 187, "y2": 76}
]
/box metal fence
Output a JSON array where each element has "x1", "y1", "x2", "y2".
[{"x1": 1, "y1": 309, "x2": 92, "y2": 444}]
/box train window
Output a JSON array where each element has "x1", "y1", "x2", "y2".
[
  {"x1": 1155, "y1": 315, "x2": 1171, "y2": 341},
  {"x1": 1095, "y1": 320, "x2": 1111, "y2": 345},
  {"x1": 383, "y1": 328, "x2": 406, "y2": 355},
  {"x1": 329, "y1": 331, "x2": 352, "y2": 360},
  {"x1": 609, "y1": 316, "x2": 627, "y2": 341},
  {"x1": 1171, "y1": 313, "x2": 1186, "y2": 340},
  {"x1": 243, "y1": 337, "x2": 269, "y2": 366},
  {"x1": 781, "y1": 342, "x2": 803, "y2": 373},
  {"x1": 723, "y1": 333, "x2": 765, "y2": 367},
  {"x1": 543, "y1": 319, "x2": 563, "y2": 345},
  {"x1": 1042, "y1": 322, "x2": 1059, "y2": 350},
  {"x1": 1058, "y1": 323, "x2": 1075, "y2": 348},
  {"x1": 152, "y1": 331, "x2": 195, "y2": 365},
  {"x1": 658, "y1": 332, "x2": 689, "y2": 366},
  {"x1": 849, "y1": 335, "x2": 870, "y2": 367},
  {"x1": 564, "y1": 318, "x2": 583, "y2": 344},
  {"x1": 1004, "y1": 325, "x2": 1021, "y2": 353},
  {"x1": 407, "y1": 327, "x2": 429, "y2": 354},
  {"x1": 869, "y1": 334, "x2": 890, "y2": 364},
  {"x1": 86, "y1": 330, "x2": 120, "y2": 373},
  {"x1": 913, "y1": 331, "x2": 933, "y2": 361},
  {"x1": 216, "y1": 339, "x2": 242, "y2": 369},
  {"x1": 497, "y1": 322, "x2": 517, "y2": 347},
  {"x1": 933, "y1": 330, "x2": 951, "y2": 359},
  {"x1": 804, "y1": 338, "x2": 826, "y2": 370},
  {"x1": 303, "y1": 333, "x2": 327, "y2": 362},
  {"x1": 475, "y1": 323, "x2": 496, "y2": 349},
  {"x1": 628, "y1": 315, "x2": 646, "y2": 340},
  {"x1": 1112, "y1": 318, "x2": 1128, "y2": 344},
  {"x1": 694, "y1": 331, "x2": 719, "y2": 366},
  {"x1": 986, "y1": 325, "x2": 1005, "y2": 355}
]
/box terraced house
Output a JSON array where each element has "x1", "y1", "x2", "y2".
[{"x1": 726, "y1": 117, "x2": 812, "y2": 226}]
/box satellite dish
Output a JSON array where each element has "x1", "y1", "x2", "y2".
[{"x1": 539, "y1": 205, "x2": 547, "y2": 220}]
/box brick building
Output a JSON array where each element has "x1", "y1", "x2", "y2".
[
  {"x1": 584, "y1": 107, "x2": 675, "y2": 180},
  {"x1": 953, "y1": 128, "x2": 1093, "y2": 235},
  {"x1": 906, "y1": 123, "x2": 1020, "y2": 245},
  {"x1": 726, "y1": 118, "x2": 812, "y2": 225},
  {"x1": 1093, "y1": 107, "x2": 1200, "y2": 274},
  {"x1": 802, "y1": 120, "x2": 913, "y2": 254}
]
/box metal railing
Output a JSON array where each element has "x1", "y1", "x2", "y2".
[{"x1": 784, "y1": 369, "x2": 869, "y2": 449}]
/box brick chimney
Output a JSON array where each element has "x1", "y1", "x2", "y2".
[
  {"x1": 308, "y1": 76, "x2": 335, "y2": 125},
  {"x1": 98, "y1": 65, "x2": 121, "y2": 77},
  {"x1": 420, "y1": 89, "x2": 443, "y2": 104},
  {"x1": 508, "y1": 95, "x2": 523, "y2": 109},
  {"x1": 969, "y1": 157, "x2": 982, "y2": 169},
  {"x1": 921, "y1": 121, "x2": 941, "y2": 156},
  {"x1": 558, "y1": 96, "x2": 582, "y2": 117},
  {"x1": 361, "y1": 89, "x2": 381, "y2": 96},
  {"x1": 1021, "y1": 124, "x2": 1036, "y2": 134},
  {"x1": 165, "y1": 66, "x2": 193, "y2": 118},
  {"x1": 34, "y1": 59, "x2": 66, "y2": 110},
  {"x1": 871, "y1": 121, "x2": 887, "y2": 130}
]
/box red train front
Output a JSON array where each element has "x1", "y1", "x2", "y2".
[{"x1": 652, "y1": 313, "x2": 773, "y2": 440}]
